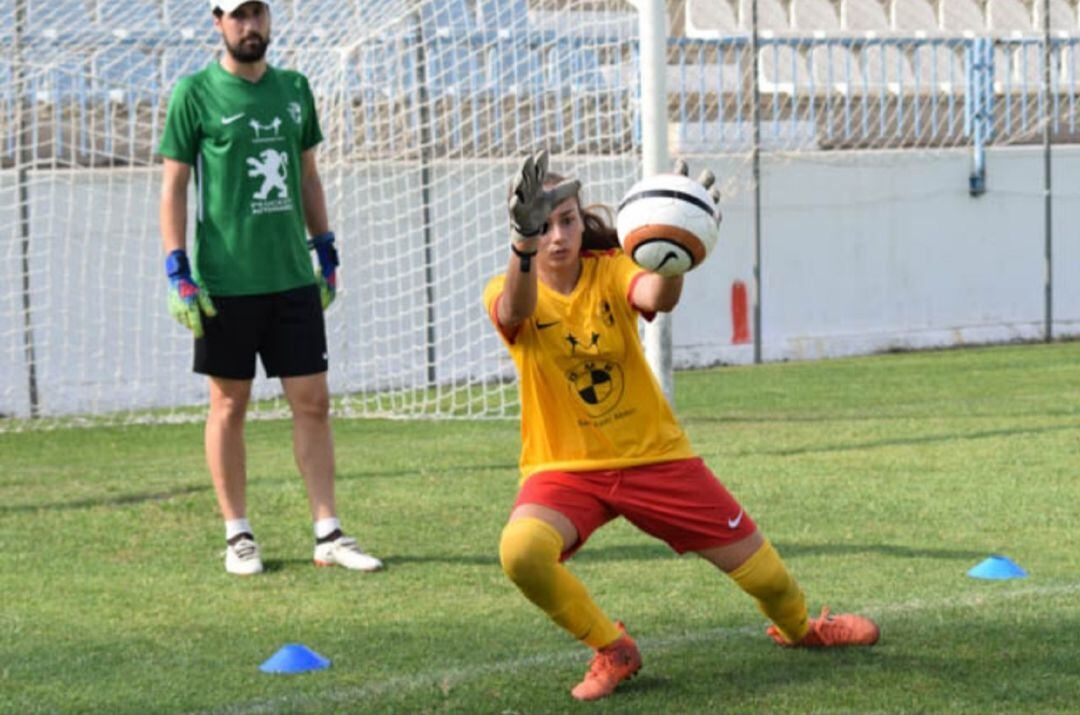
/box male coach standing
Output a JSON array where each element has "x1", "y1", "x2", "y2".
[{"x1": 158, "y1": 0, "x2": 382, "y2": 575}]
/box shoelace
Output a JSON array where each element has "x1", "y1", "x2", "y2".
[
  {"x1": 333, "y1": 536, "x2": 361, "y2": 552},
  {"x1": 586, "y1": 643, "x2": 630, "y2": 678},
  {"x1": 231, "y1": 540, "x2": 259, "y2": 559}
]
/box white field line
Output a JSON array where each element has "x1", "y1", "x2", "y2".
[{"x1": 198, "y1": 582, "x2": 1080, "y2": 715}]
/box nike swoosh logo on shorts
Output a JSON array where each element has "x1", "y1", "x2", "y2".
[
  {"x1": 537, "y1": 320, "x2": 560, "y2": 330},
  {"x1": 727, "y1": 510, "x2": 744, "y2": 529},
  {"x1": 221, "y1": 113, "x2": 245, "y2": 125}
]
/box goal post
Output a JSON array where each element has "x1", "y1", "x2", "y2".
[{"x1": 636, "y1": 0, "x2": 676, "y2": 401}]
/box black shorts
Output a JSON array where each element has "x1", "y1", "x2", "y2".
[{"x1": 194, "y1": 284, "x2": 328, "y2": 380}]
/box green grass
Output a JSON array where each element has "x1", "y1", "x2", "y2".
[{"x1": 3, "y1": 342, "x2": 1079, "y2": 714}]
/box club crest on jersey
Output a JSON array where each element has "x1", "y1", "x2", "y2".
[
  {"x1": 288, "y1": 102, "x2": 302, "y2": 125},
  {"x1": 246, "y1": 149, "x2": 292, "y2": 214},
  {"x1": 566, "y1": 360, "x2": 625, "y2": 418},
  {"x1": 250, "y1": 116, "x2": 283, "y2": 143}
]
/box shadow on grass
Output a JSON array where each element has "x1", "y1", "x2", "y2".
[
  {"x1": 3, "y1": 461, "x2": 519, "y2": 515},
  {"x1": 0, "y1": 483, "x2": 211, "y2": 515},
  {"x1": 772, "y1": 541, "x2": 986, "y2": 561},
  {"x1": 735, "y1": 423, "x2": 1080, "y2": 458}
]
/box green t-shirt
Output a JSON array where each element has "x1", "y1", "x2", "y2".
[{"x1": 158, "y1": 62, "x2": 324, "y2": 296}]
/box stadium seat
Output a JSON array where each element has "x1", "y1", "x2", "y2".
[
  {"x1": 287, "y1": 0, "x2": 359, "y2": 42},
  {"x1": 759, "y1": 41, "x2": 813, "y2": 94},
  {"x1": 670, "y1": 40, "x2": 745, "y2": 97},
  {"x1": 530, "y1": 9, "x2": 637, "y2": 40},
  {"x1": 738, "y1": 0, "x2": 791, "y2": 30},
  {"x1": 96, "y1": 0, "x2": 163, "y2": 38},
  {"x1": 22, "y1": 46, "x2": 89, "y2": 104},
  {"x1": 939, "y1": 0, "x2": 986, "y2": 32},
  {"x1": 479, "y1": 0, "x2": 530, "y2": 33},
  {"x1": 160, "y1": 47, "x2": 216, "y2": 86},
  {"x1": 792, "y1": 0, "x2": 841, "y2": 31},
  {"x1": 26, "y1": 0, "x2": 92, "y2": 38},
  {"x1": 163, "y1": 0, "x2": 215, "y2": 40},
  {"x1": 1032, "y1": 0, "x2": 1077, "y2": 31},
  {"x1": 842, "y1": 0, "x2": 891, "y2": 31},
  {"x1": 889, "y1": 0, "x2": 939, "y2": 32},
  {"x1": 0, "y1": 0, "x2": 13, "y2": 42},
  {"x1": 809, "y1": 42, "x2": 859, "y2": 94},
  {"x1": 985, "y1": 0, "x2": 1034, "y2": 32},
  {"x1": 419, "y1": 0, "x2": 476, "y2": 38},
  {"x1": 91, "y1": 46, "x2": 161, "y2": 103},
  {"x1": 685, "y1": 0, "x2": 740, "y2": 36},
  {"x1": 859, "y1": 41, "x2": 918, "y2": 94},
  {"x1": 290, "y1": 49, "x2": 346, "y2": 96},
  {"x1": 486, "y1": 38, "x2": 545, "y2": 96},
  {"x1": 995, "y1": 40, "x2": 1054, "y2": 94},
  {"x1": 911, "y1": 41, "x2": 965, "y2": 92}
]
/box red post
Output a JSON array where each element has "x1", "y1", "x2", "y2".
[{"x1": 731, "y1": 280, "x2": 751, "y2": 344}]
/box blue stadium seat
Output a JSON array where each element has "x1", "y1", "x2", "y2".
[
  {"x1": 479, "y1": 0, "x2": 529, "y2": 33},
  {"x1": 486, "y1": 38, "x2": 546, "y2": 96},
  {"x1": 163, "y1": 0, "x2": 216, "y2": 40},
  {"x1": 419, "y1": 0, "x2": 477, "y2": 37},
  {"x1": 20, "y1": 47, "x2": 91, "y2": 157},
  {"x1": 290, "y1": 0, "x2": 357, "y2": 37},
  {"x1": 0, "y1": 0, "x2": 13, "y2": 42},
  {"x1": 92, "y1": 46, "x2": 161, "y2": 100},
  {"x1": 161, "y1": 46, "x2": 216, "y2": 87},
  {"x1": 22, "y1": 46, "x2": 90, "y2": 103},
  {"x1": 26, "y1": 0, "x2": 92, "y2": 36},
  {"x1": 96, "y1": 0, "x2": 163, "y2": 37},
  {"x1": 0, "y1": 58, "x2": 13, "y2": 159},
  {"x1": 548, "y1": 40, "x2": 606, "y2": 91}
]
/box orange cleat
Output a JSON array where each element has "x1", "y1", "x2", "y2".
[
  {"x1": 767, "y1": 607, "x2": 880, "y2": 647},
  {"x1": 570, "y1": 622, "x2": 643, "y2": 701}
]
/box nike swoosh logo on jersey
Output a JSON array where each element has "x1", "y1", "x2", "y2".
[
  {"x1": 221, "y1": 113, "x2": 245, "y2": 125},
  {"x1": 537, "y1": 320, "x2": 560, "y2": 330},
  {"x1": 727, "y1": 510, "x2": 744, "y2": 529}
]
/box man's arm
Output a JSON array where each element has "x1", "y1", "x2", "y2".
[
  {"x1": 300, "y1": 148, "x2": 330, "y2": 237},
  {"x1": 160, "y1": 158, "x2": 190, "y2": 253}
]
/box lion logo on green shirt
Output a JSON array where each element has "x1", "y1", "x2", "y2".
[{"x1": 247, "y1": 149, "x2": 289, "y2": 200}]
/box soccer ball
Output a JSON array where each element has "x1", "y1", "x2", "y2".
[{"x1": 615, "y1": 173, "x2": 721, "y2": 276}]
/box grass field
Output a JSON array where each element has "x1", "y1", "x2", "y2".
[{"x1": 3, "y1": 342, "x2": 1080, "y2": 714}]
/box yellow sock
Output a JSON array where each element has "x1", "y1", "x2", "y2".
[
  {"x1": 728, "y1": 539, "x2": 809, "y2": 643},
  {"x1": 499, "y1": 518, "x2": 621, "y2": 650}
]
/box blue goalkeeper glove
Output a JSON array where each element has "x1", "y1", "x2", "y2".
[
  {"x1": 309, "y1": 231, "x2": 338, "y2": 309},
  {"x1": 165, "y1": 249, "x2": 217, "y2": 339}
]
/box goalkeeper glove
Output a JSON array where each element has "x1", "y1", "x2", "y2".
[
  {"x1": 165, "y1": 249, "x2": 216, "y2": 339},
  {"x1": 507, "y1": 150, "x2": 581, "y2": 251},
  {"x1": 673, "y1": 157, "x2": 723, "y2": 226},
  {"x1": 309, "y1": 231, "x2": 338, "y2": 309}
]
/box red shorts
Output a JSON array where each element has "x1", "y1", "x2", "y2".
[{"x1": 513, "y1": 457, "x2": 757, "y2": 561}]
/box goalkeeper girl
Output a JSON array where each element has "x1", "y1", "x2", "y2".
[{"x1": 482, "y1": 152, "x2": 879, "y2": 702}]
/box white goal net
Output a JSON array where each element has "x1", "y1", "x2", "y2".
[
  {"x1": 1, "y1": 0, "x2": 652, "y2": 427},
  {"x1": 3, "y1": 0, "x2": 1078, "y2": 428}
]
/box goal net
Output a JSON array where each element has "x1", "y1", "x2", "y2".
[
  {"x1": 1, "y1": 0, "x2": 651, "y2": 427},
  {"x1": 3, "y1": 0, "x2": 1077, "y2": 429}
]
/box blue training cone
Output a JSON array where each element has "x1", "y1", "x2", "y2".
[
  {"x1": 967, "y1": 555, "x2": 1028, "y2": 580},
  {"x1": 259, "y1": 644, "x2": 331, "y2": 674}
]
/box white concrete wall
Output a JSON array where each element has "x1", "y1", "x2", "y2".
[{"x1": 675, "y1": 145, "x2": 1080, "y2": 367}]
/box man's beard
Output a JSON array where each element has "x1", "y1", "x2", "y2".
[{"x1": 225, "y1": 33, "x2": 269, "y2": 63}]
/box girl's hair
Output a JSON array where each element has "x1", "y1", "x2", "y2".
[{"x1": 546, "y1": 172, "x2": 620, "y2": 251}]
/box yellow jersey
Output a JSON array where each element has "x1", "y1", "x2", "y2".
[{"x1": 483, "y1": 249, "x2": 695, "y2": 481}]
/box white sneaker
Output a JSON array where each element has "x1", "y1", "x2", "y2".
[
  {"x1": 313, "y1": 536, "x2": 383, "y2": 572},
  {"x1": 223, "y1": 537, "x2": 264, "y2": 576}
]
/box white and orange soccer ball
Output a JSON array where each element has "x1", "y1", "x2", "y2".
[{"x1": 615, "y1": 173, "x2": 721, "y2": 276}]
